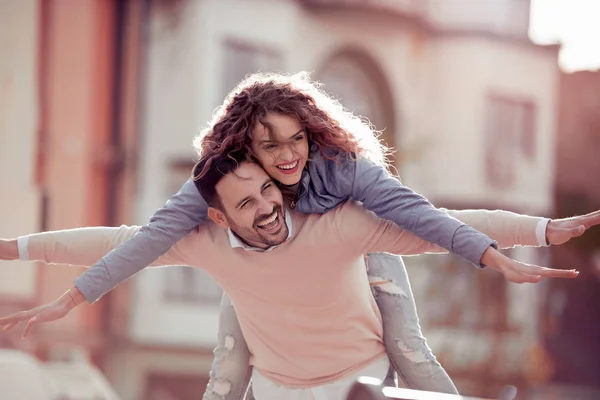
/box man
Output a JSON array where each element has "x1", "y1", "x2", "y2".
[{"x1": 0, "y1": 153, "x2": 585, "y2": 399}]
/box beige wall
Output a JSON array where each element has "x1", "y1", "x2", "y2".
[
  {"x1": 0, "y1": 0, "x2": 120, "y2": 358},
  {"x1": 0, "y1": 0, "x2": 41, "y2": 302},
  {"x1": 411, "y1": 36, "x2": 559, "y2": 214}
]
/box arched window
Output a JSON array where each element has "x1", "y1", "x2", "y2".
[{"x1": 317, "y1": 48, "x2": 398, "y2": 166}]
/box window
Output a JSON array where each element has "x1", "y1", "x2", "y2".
[
  {"x1": 424, "y1": 253, "x2": 510, "y2": 332},
  {"x1": 484, "y1": 94, "x2": 536, "y2": 188},
  {"x1": 222, "y1": 39, "x2": 282, "y2": 98},
  {"x1": 162, "y1": 160, "x2": 223, "y2": 305},
  {"x1": 317, "y1": 52, "x2": 397, "y2": 168}
]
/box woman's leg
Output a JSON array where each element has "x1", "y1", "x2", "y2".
[
  {"x1": 366, "y1": 252, "x2": 459, "y2": 395},
  {"x1": 203, "y1": 293, "x2": 254, "y2": 400}
]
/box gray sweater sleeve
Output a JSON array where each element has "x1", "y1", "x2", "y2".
[
  {"x1": 312, "y1": 154, "x2": 497, "y2": 267},
  {"x1": 73, "y1": 177, "x2": 208, "y2": 303}
]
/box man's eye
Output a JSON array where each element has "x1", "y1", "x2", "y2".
[{"x1": 295, "y1": 135, "x2": 304, "y2": 141}]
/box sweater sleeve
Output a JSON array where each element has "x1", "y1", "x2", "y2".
[
  {"x1": 334, "y1": 201, "x2": 547, "y2": 256},
  {"x1": 23, "y1": 225, "x2": 199, "y2": 268},
  {"x1": 73, "y1": 177, "x2": 208, "y2": 303}
]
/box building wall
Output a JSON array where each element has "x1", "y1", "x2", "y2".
[
  {"x1": 409, "y1": 36, "x2": 559, "y2": 214},
  {"x1": 33, "y1": 0, "x2": 116, "y2": 348},
  {"x1": 0, "y1": 0, "x2": 41, "y2": 304},
  {"x1": 555, "y1": 71, "x2": 600, "y2": 199},
  {"x1": 0, "y1": 0, "x2": 121, "y2": 371},
  {"x1": 426, "y1": 0, "x2": 531, "y2": 39},
  {"x1": 547, "y1": 71, "x2": 600, "y2": 390}
]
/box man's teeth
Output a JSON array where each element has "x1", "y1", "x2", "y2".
[
  {"x1": 278, "y1": 161, "x2": 298, "y2": 170},
  {"x1": 258, "y1": 212, "x2": 278, "y2": 227}
]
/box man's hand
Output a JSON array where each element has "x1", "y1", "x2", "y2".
[
  {"x1": 481, "y1": 247, "x2": 579, "y2": 284},
  {"x1": 0, "y1": 287, "x2": 85, "y2": 338},
  {"x1": 546, "y1": 210, "x2": 600, "y2": 245},
  {"x1": 0, "y1": 239, "x2": 18, "y2": 260}
]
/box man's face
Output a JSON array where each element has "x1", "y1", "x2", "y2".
[{"x1": 212, "y1": 162, "x2": 289, "y2": 249}]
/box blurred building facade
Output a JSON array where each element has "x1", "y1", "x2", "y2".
[
  {"x1": 541, "y1": 70, "x2": 600, "y2": 397},
  {"x1": 0, "y1": 0, "x2": 121, "y2": 371},
  {"x1": 0, "y1": 0, "x2": 574, "y2": 399}
]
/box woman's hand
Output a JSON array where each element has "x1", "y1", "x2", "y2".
[
  {"x1": 0, "y1": 287, "x2": 85, "y2": 338},
  {"x1": 481, "y1": 247, "x2": 579, "y2": 284}
]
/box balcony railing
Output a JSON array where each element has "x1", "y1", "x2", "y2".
[
  {"x1": 299, "y1": 0, "x2": 531, "y2": 41},
  {"x1": 346, "y1": 379, "x2": 511, "y2": 400}
]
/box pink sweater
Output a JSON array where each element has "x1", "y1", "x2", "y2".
[{"x1": 23, "y1": 202, "x2": 545, "y2": 387}]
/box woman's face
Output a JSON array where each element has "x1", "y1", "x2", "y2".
[{"x1": 251, "y1": 112, "x2": 309, "y2": 186}]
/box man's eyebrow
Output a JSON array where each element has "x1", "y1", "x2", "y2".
[{"x1": 261, "y1": 129, "x2": 305, "y2": 143}]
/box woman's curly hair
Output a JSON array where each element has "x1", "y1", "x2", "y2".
[{"x1": 193, "y1": 72, "x2": 391, "y2": 179}]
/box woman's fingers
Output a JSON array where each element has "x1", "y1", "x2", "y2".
[
  {"x1": 22, "y1": 317, "x2": 39, "y2": 338},
  {"x1": 0, "y1": 309, "x2": 37, "y2": 327},
  {"x1": 503, "y1": 260, "x2": 579, "y2": 283},
  {"x1": 2, "y1": 321, "x2": 18, "y2": 331}
]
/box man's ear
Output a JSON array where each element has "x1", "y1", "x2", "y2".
[{"x1": 208, "y1": 207, "x2": 230, "y2": 229}]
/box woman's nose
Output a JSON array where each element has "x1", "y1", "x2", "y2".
[{"x1": 277, "y1": 145, "x2": 294, "y2": 162}]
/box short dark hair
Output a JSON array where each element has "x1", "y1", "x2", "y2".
[{"x1": 192, "y1": 150, "x2": 249, "y2": 209}]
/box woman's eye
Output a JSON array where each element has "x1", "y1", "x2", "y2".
[
  {"x1": 295, "y1": 135, "x2": 304, "y2": 141},
  {"x1": 264, "y1": 144, "x2": 277, "y2": 150}
]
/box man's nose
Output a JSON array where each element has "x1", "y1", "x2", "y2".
[{"x1": 256, "y1": 197, "x2": 273, "y2": 214}]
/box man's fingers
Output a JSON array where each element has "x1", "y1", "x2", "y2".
[
  {"x1": 571, "y1": 225, "x2": 585, "y2": 237},
  {"x1": 555, "y1": 225, "x2": 585, "y2": 239},
  {"x1": 575, "y1": 210, "x2": 600, "y2": 229}
]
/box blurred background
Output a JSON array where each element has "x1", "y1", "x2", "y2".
[{"x1": 1, "y1": 0, "x2": 599, "y2": 399}]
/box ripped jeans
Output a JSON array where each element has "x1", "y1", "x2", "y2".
[{"x1": 202, "y1": 253, "x2": 458, "y2": 399}]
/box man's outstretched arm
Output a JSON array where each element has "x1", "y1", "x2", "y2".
[
  {"x1": 0, "y1": 225, "x2": 199, "y2": 336},
  {"x1": 335, "y1": 203, "x2": 597, "y2": 283}
]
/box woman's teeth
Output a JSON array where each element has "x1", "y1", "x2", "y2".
[
  {"x1": 277, "y1": 161, "x2": 298, "y2": 170},
  {"x1": 258, "y1": 212, "x2": 278, "y2": 228}
]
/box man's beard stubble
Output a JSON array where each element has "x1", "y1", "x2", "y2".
[{"x1": 228, "y1": 204, "x2": 288, "y2": 248}]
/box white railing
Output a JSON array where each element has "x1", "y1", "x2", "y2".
[{"x1": 346, "y1": 378, "x2": 515, "y2": 400}]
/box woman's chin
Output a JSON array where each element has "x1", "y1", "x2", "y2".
[{"x1": 277, "y1": 175, "x2": 302, "y2": 186}]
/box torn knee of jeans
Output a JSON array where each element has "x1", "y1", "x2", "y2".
[
  {"x1": 212, "y1": 335, "x2": 236, "y2": 358},
  {"x1": 369, "y1": 276, "x2": 407, "y2": 297},
  {"x1": 211, "y1": 379, "x2": 232, "y2": 396},
  {"x1": 396, "y1": 340, "x2": 435, "y2": 365},
  {"x1": 224, "y1": 335, "x2": 235, "y2": 351}
]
